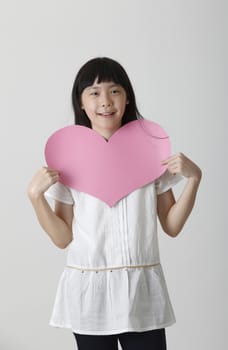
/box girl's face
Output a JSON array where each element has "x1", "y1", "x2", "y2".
[{"x1": 80, "y1": 79, "x2": 129, "y2": 139}]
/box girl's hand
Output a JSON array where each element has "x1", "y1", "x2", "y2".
[
  {"x1": 161, "y1": 153, "x2": 202, "y2": 183},
  {"x1": 27, "y1": 167, "x2": 60, "y2": 199}
]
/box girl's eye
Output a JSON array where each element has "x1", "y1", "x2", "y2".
[
  {"x1": 90, "y1": 91, "x2": 98, "y2": 96},
  {"x1": 111, "y1": 89, "x2": 119, "y2": 94}
]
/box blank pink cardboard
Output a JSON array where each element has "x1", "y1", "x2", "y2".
[{"x1": 44, "y1": 119, "x2": 171, "y2": 207}]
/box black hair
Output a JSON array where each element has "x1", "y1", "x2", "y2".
[{"x1": 71, "y1": 57, "x2": 143, "y2": 127}]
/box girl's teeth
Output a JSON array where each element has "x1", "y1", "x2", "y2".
[{"x1": 100, "y1": 113, "x2": 114, "y2": 116}]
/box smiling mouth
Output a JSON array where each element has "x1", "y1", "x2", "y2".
[{"x1": 97, "y1": 112, "x2": 115, "y2": 118}]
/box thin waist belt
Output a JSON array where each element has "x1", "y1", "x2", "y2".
[{"x1": 66, "y1": 263, "x2": 160, "y2": 273}]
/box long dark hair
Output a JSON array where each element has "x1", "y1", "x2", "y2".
[{"x1": 72, "y1": 57, "x2": 143, "y2": 127}]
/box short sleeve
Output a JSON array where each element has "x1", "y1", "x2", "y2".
[
  {"x1": 155, "y1": 170, "x2": 184, "y2": 195},
  {"x1": 44, "y1": 182, "x2": 74, "y2": 205}
]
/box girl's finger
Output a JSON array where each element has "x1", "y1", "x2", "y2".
[
  {"x1": 43, "y1": 165, "x2": 58, "y2": 171},
  {"x1": 161, "y1": 160, "x2": 180, "y2": 168},
  {"x1": 42, "y1": 167, "x2": 60, "y2": 174},
  {"x1": 161, "y1": 153, "x2": 182, "y2": 164},
  {"x1": 161, "y1": 158, "x2": 172, "y2": 164}
]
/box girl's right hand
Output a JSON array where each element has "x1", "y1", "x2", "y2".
[{"x1": 27, "y1": 167, "x2": 60, "y2": 199}]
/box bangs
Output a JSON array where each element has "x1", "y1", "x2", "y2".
[{"x1": 77, "y1": 58, "x2": 128, "y2": 95}]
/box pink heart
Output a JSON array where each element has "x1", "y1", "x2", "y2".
[{"x1": 44, "y1": 119, "x2": 170, "y2": 207}]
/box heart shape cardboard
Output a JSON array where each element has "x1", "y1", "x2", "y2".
[{"x1": 44, "y1": 119, "x2": 170, "y2": 207}]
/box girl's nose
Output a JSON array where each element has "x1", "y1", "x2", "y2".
[
  {"x1": 101, "y1": 94, "x2": 113, "y2": 107},
  {"x1": 101, "y1": 101, "x2": 113, "y2": 107}
]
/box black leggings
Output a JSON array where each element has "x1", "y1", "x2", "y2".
[{"x1": 73, "y1": 328, "x2": 167, "y2": 350}]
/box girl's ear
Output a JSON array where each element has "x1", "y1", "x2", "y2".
[{"x1": 80, "y1": 96, "x2": 84, "y2": 109}]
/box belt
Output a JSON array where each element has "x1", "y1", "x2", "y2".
[{"x1": 66, "y1": 263, "x2": 160, "y2": 273}]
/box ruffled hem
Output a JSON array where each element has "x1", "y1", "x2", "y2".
[{"x1": 49, "y1": 264, "x2": 176, "y2": 335}]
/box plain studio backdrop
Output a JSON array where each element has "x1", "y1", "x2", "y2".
[{"x1": 0, "y1": 0, "x2": 227, "y2": 349}]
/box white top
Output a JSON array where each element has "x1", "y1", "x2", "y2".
[{"x1": 45, "y1": 170, "x2": 183, "y2": 335}]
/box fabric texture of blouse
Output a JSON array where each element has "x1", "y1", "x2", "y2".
[{"x1": 44, "y1": 170, "x2": 183, "y2": 335}]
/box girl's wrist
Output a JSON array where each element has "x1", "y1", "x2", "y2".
[
  {"x1": 187, "y1": 170, "x2": 202, "y2": 185},
  {"x1": 27, "y1": 188, "x2": 45, "y2": 202}
]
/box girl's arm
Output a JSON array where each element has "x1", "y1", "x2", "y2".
[
  {"x1": 27, "y1": 167, "x2": 73, "y2": 249},
  {"x1": 157, "y1": 153, "x2": 202, "y2": 237}
]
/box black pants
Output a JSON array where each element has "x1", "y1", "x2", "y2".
[{"x1": 73, "y1": 328, "x2": 167, "y2": 350}]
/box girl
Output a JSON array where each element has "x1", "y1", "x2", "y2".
[{"x1": 27, "y1": 57, "x2": 202, "y2": 350}]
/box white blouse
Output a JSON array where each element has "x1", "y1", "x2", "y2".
[{"x1": 44, "y1": 170, "x2": 183, "y2": 335}]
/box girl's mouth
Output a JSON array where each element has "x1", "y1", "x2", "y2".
[{"x1": 98, "y1": 112, "x2": 115, "y2": 118}]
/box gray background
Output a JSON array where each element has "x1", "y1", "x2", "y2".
[{"x1": 0, "y1": 0, "x2": 227, "y2": 349}]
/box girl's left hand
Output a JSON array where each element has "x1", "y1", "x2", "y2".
[{"x1": 161, "y1": 152, "x2": 202, "y2": 182}]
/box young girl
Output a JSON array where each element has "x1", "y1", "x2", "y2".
[{"x1": 27, "y1": 57, "x2": 202, "y2": 350}]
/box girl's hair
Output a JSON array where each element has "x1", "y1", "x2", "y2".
[{"x1": 72, "y1": 57, "x2": 143, "y2": 127}]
